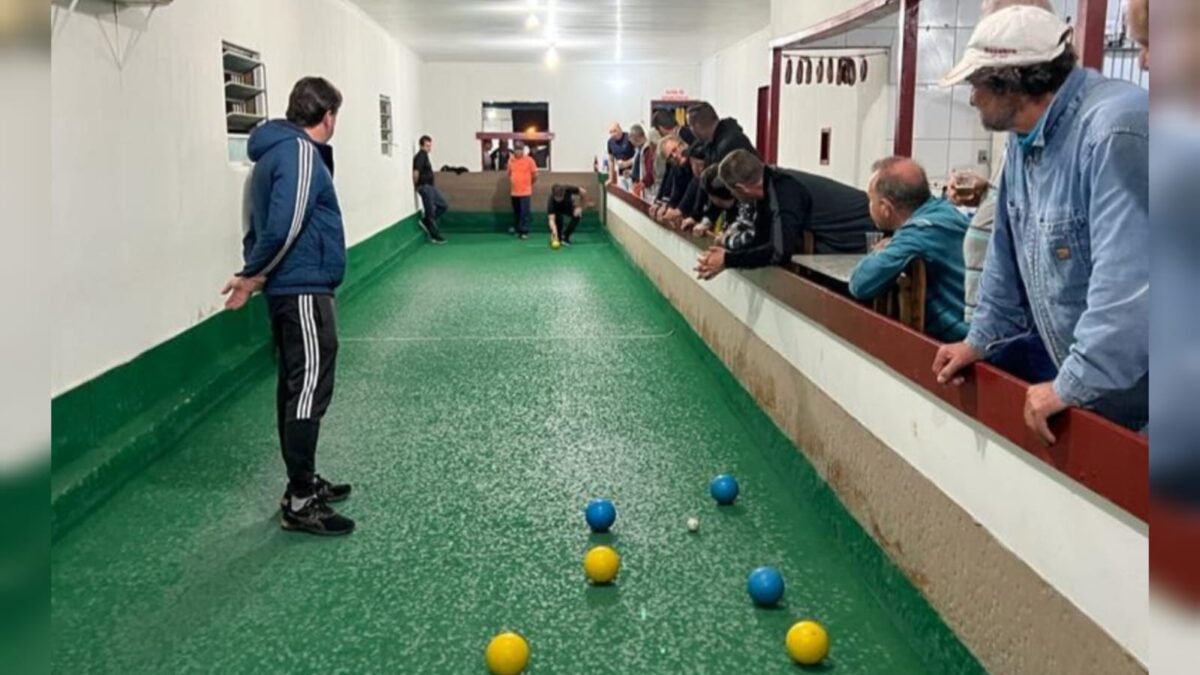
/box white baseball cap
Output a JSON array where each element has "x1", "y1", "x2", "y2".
[{"x1": 940, "y1": 5, "x2": 1073, "y2": 87}]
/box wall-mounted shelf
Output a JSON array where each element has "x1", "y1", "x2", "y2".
[
  {"x1": 223, "y1": 41, "x2": 267, "y2": 137},
  {"x1": 224, "y1": 81, "x2": 264, "y2": 100},
  {"x1": 227, "y1": 112, "x2": 266, "y2": 133},
  {"x1": 222, "y1": 49, "x2": 261, "y2": 74},
  {"x1": 379, "y1": 95, "x2": 394, "y2": 157}
]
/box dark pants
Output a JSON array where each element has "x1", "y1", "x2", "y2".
[
  {"x1": 417, "y1": 184, "x2": 447, "y2": 238},
  {"x1": 989, "y1": 333, "x2": 1147, "y2": 432},
  {"x1": 555, "y1": 213, "x2": 581, "y2": 242},
  {"x1": 269, "y1": 294, "x2": 339, "y2": 497},
  {"x1": 988, "y1": 333, "x2": 1059, "y2": 384},
  {"x1": 511, "y1": 196, "x2": 532, "y2": 235}
]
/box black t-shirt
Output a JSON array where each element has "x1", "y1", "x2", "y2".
[
  {"x1": 413, "y1": 149, "x2": 435, "y2": 187},
  {"x1": 547, "y1": 185, "x2": 582, "y2": 217},
  {"x1": 607, "y1": 134, "x2": 636, "y2": 162},
  {"x1": 725, "y1": 167, "x2": 874, "y2": 269}
]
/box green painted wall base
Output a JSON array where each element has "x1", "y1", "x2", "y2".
[{"x1": 51, "y1": 214, "x2": 426, "y2": 541}]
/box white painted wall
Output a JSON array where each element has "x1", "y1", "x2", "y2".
[
  {"x1": 418, "y1": 62, "x2": 700, "y2": 172},
  {"x1": 771, "y1": 0, "x2": 868, "y2": 41},
  {"x1": 51, "y1": 0, "x2": 422, "y2": 395},
  {"x1": 699, "y1": 27, "x2": 772, "y2": 147},
  {"x1": 777, "y1": 49, "x2": 890, "y2": 187},
  {"x1": 608, "y1": 197, "x2": 1149, "y2": 666}
]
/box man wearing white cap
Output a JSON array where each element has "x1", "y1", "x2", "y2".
[{"x1": 932, "y1": 6, "x2": 1149, "y2": 444}]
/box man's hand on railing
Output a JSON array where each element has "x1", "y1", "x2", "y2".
[
  {"x1": 695, "y1": 246, "x2": 727, "y2": 281},
  {"x1": 680, "y1": 217, "x2": 697, "y2": 232},
  {"x1": 1024, "y1": 382, "x2": 1069, "y2": 446},
  {"x1": 932, "y1": 341, "x2": 983, "y2": 387}
]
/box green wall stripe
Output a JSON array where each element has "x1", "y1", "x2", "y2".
[
  {"x1": 436, "y1": 210, "x2": 603, "y2": 234},
  {"x1": 51, "y1": 213, "x2": 424, "y2": 540}
]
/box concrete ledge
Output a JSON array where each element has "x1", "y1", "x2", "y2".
[{"x1": 606, "y1": 202, "x2": 1146, "y2": 674}]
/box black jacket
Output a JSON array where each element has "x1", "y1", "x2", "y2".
[
  {"x1": 663, "y1": 162, "x2": 694, "y2": 209},
  {"x1": 725, "y1": 167, "x2": 874, "y2": 269},
  {"x1": 705, "y1": 118, "x2": 758, "y2": 166}
]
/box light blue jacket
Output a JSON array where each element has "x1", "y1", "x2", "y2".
[{"x1": 967, "y1": 68, "x2": 1148, "y2": 428}]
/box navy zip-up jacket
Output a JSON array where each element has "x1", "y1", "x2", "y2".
[{"x1": 240, "y1": 120, "x2": 346, "y2": 296}]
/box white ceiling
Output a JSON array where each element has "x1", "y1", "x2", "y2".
[{"x1": 347, "y1": 0, "x2": 771, "y2": 64}]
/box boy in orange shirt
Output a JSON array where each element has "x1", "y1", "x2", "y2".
[{"x1": 507, "y1": 143, "x2": 538, "y2": 240}]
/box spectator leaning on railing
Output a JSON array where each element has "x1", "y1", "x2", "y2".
[
  {"x1": 932, "y1": 6, "x2": 1149, "y2": 443},
  {"x1": 694, "y1": 150, "x2": 874, "y2": 280},
  {"x1": 685, "y1": 102, "x2": 758, "y2": 233},
  {"x1": 691, "y1": 166, "x2": 744, "y2": 239},
  {"x1": 628, "y1": 124, "x2": 655, "y2": 197},
  {"x1": 948, "y1": 0, "x2": 1057, "y2": 326},
  {"x1": 650, "y1": 110, "x2": 695, "y2": 203},
  {"x1": 650, "y1": 135, "x2": 692, "y2": 223},
  {"x1": 675, "y1": 142, "x2": 710, "y2": 229},
  {"x1": 849, "y1": 157, "x2": 970, "y2": 343},
  {"x1": 686, "y1": 102, "x2": 757, "y2": 167}
]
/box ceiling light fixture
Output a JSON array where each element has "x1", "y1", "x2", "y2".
[
  {"x1": 544, "y1": 45, "x2": 560, "y2": 68},
  {"x1": 525, "y1": 13, "x2": 540, "y2": 30},
  {"x1": 615, "y1": 0, "x2": 623, "y2": 63}
]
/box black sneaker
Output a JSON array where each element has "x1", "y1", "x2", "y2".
[
  {"x1": 519, "y1": 233, "x2": 530, "y2": 240},
  {"x1": 281, "y1": 496, "x2": 355, "y2": 536},
  {"x1": 417, "y1": 219, "x2": 434, "y2": 239},
  {"x1": 279, "y1": 475, "x2": 352, "y2": 510},
  {"x1": 314, "y1": 474, "x2": 352, "y2": 502},
  {"x1": 280, "y1": 475, "x2": 350, "y2": 506},
  {"x1": 561, "y1": 238, "x2": 572, "y2": 247},
  {"x1": 431, "y1": 235, "x2": 448, "y2": 245}
]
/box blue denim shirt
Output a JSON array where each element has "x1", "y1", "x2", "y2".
[{"x1": 967, "y1": 68, "x2": 1148, "y2": 423}]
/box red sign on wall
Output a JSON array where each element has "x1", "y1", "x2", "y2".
[{"x1": 660, "y1": 88, "x2": 690, "y2": 101}]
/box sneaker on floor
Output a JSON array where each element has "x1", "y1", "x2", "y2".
[
  {"x1": 417, "y1": 219, "x2": 434, "y2": 239},
  {"x1": 314, "y1": 474, "x2": 352, "y2": 502},
  {"x1": 561, "y1": 238, "x2": 572, "y2": 247},
  {"x1": 519, "y1": 233, "x2": 530, "y2": 240},
  {"x1": 279, "y1": 475, "x2": 352, "y2": 510},
  {"x1": 281, "y1": 495, "x2": 355, "y2": 536},
  {"x1": 431, "y1": 235, "x2": 448, "y2": 245}
]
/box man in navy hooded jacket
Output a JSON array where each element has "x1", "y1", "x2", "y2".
[{"x1": 221, "y1": 77, "x2": 354, "y2": 536}]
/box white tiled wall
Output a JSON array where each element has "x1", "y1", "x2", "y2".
[{"x1": 772, "y1": 1, "x2": 1084, "y2": 184}]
